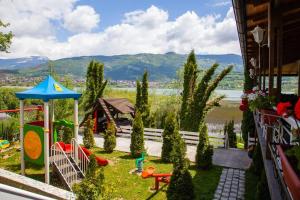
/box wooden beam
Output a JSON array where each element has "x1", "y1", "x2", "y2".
[
  {"x1": 276, "y1": 13, "x2": 283, "y2": 100},
  {"x1": 268, "y1": 2, "x2": 275, "y2": 95},
  {"x1": 298, "y1": 61, "x2": 300, "y2": 96}
]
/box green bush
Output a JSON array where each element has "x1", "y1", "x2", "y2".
[
  {"x1": 161, "y1": 113, "x2": 180, "y2": 163},
  {"x1": 62, "y1": 126, "x2": 73, "y2": 144},
  {"x1": 255, "y1": 170, "x2": 271, "y2": 200},
  {"x1": 73, "y1": 155, "x2": 105, "y2": 200},
  {"x1": 83, "y1": 118, "x2": 95, "y2": 149},
  {"x1": 250, "y1": 143, "x2": 263, "y2": 176},
  {"x1": 196, "y1": 123, "x2": 213, "y2": 169},
  {"x1": 224, "y1": 120, "x2": 237, "y2": 148},
  {"x1": 104, "y1": 123, "x2": 116, "y2": 153},
  {"x1": 0, "y1": 117, "x2": 19, "y2": 141},
  {"x1": 130, "y1": 111, "x2": 144, "y2": 158}
]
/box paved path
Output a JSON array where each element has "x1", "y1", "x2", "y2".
[
  {"x1": 213, "y1": 168, "x2": 245, "y2": 200},
  {"x1": 79, "y1": 135, "x2": 252, "y2": 170}
]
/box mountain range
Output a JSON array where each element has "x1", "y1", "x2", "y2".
[{"x1": 0, "y1": 53, "x2": 243, "y2": 81}]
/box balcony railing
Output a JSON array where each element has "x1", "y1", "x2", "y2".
[{"x1": 253, "y1": 109, "x2": 300, "y2": 200}]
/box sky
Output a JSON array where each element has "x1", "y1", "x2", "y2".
[{"x1": 0, "y1": 0, "x2": 240, "y2": 60}]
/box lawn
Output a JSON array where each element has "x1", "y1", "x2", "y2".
[{"x1": 0, "y1": 146, "x2": 222, "y2": 200}]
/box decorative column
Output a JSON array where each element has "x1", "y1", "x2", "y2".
[
  {"x1": 74, "y1": 99, "x2": 79, "y2": 163},
  {"x1": 44, "y1": 101, "x2": 50, "y2": 184},
  {"x1": 20, "y1": 100, "x2": 25, "y2": 175}
]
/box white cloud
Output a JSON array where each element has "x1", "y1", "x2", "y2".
[
  {"x1": 0, "y1": 4, "x2": 240, "y2": 59},
  {"x1": 212, "y1": 1, "x2": 231, "y2": 7},
  {"x1": 63, "y1": 5, "x2": 100, "y2": 33}
]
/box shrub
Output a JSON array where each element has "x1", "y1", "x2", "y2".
[
  {"x1": 167, "y1": 123, "x2": 194, "y2": 200},
  {"x1": 0, "y1": 117, "x2": 18, "y2": 141},
  {"x1": 250, "y1": 143, "x2": 263, "y2": 176},
  {"x1": 224, "y1": 120, "x2": 237, "y2": 148},
  {"x1": 62, "y1": 126, "x2": 73, "y2": 144},
  {"x1": 161, "y1": 113, "x2": 180, "y2": 163},
  {"x1": 196, "y1": 122, "x2": 213, "y2": 169},
  {"x1": 104, "y1": 123, "x2": 116, "y2": 153},
  {"x1": 83, "y1": 118, "x2": 95, "y2": 149},
  {"x1": 73, "y1": 155, "x2": 105, "y2": 200},
  {"x1": 130, "y1": 111, "x2": 144, "y2": 158},
  {"x1": 255, "y1": 170, "x2": 271, "y2": 200}
]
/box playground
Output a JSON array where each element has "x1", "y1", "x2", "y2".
[{"x1": 0, "y1": 146, "x2": 222, "y2": 199}]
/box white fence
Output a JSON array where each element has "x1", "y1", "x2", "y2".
[{"x1": 118, "y1": 126, "x2": 227, "y2": 148}]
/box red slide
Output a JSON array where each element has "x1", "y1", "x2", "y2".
[{"x1": 57, "y1": 142, "x2": 108, "y2": 166}]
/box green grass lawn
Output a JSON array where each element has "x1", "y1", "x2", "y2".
[{"x1": 0, "y1": 147, "x2": 222, "y2": 200}]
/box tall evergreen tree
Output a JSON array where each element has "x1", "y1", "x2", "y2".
[
  {"x1": 141, "y1": 71, "x2": 151, "y2": 127},
  {"x1": 104, "y1": 122, "x2": 116, "y2": 153},
  {"x1": 135, "y1": 80, "x2": 142, "y2": 112},
  {"x1": 161, "y1": 112, "x2": 181, "y2": 163},
  {"x1": 83, "y1": 117, "x2": 95, "y2": 149},
  {"x1": 130, "y1": 111, "x2": 144, "y2": 158},
  {"x1": 180, "y1": 50, "x2": 198, "y2": 129},
  {"x1": 195, "y1": 122, "x2": 213, "y2": 169},
  {"x1": 167, "y1": 134, "x2": 194, "y2": 200},
  {"x1": 81, "y1": 60, "x2": 107, "y2": 125},
  {"x1": 225, "y1": 120, "x2": 237, "y2": 148},
  {"x1": 189, "y1": 64, "x2": 233, "y2": 132},
  {"x1": 241, "y1": 67, "x2": 255, "y2": 148}
]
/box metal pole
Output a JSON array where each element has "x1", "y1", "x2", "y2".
[
  {"x1": 20, "y1": 100, "x2": 25, "y2": 175},
  {"x1": 74, "y1": 99, "x2": 79, "y2": 163},
  {"x1": 44, "y1": 101, "x2": 50, "y2": 184},
  {"x1": 50, "y1": 100, "x2": 54, "y2": 147}
]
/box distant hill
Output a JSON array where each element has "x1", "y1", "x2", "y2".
[
  {"x1": 0, "y1": 53, "x2": 243, "y2": 81},
  {"x1": 0, "y1": 56, "x2": 49, "y2": 70}
]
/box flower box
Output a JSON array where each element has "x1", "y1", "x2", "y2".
[
  {"x1": 260, "y1": 109, "x2": 278, "y2": 125},
  {"x1": 277, "y1": 145, "x2": 300, "y2": 200}
]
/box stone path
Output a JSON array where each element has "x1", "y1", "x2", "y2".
[
  {"x1": 213, "y1": 168, "x2": 245, "y2": 200},
  {"x1": 78, "y1": 135, "x2": 252, "y2": 170}
]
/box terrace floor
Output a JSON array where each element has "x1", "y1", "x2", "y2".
[{"x1": 79, "y1": 134, "x2": 252, "y2": 170}]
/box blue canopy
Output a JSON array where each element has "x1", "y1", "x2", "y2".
[{"x1": 15, "y1": 75, "x2": 81, "y2": 101}]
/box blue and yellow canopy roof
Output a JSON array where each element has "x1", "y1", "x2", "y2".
[{"x1": 15, "y1": 75, "x2": 81, "y2": 101}]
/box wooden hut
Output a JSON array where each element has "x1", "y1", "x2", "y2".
[{"x1": 93, "y1": 98, "x2": 135, "y2": 133}]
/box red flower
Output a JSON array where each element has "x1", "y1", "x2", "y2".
[
  {"x1": 239, "y1": 103, "x2": 248, "y2": 111},
  {"x1": 295, "y1": 98, "x2": 300, "y2": 120},
  {"x1": 277, "y1": 102, "x2": 292, "y2": 117}
]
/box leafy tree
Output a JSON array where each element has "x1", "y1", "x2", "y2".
[
  {"x1": 180, "y1": 50, "x2": 198, "y2": 129},
  {"x1": 104, "y1": 123, "x2": 116, "y2": 153},
  {"x1": 130, "y1": 111, "x2": 144, "y2": 158},
  {"x1": 167, "y1": 135, "x2": 194, "y2": 200},
  {"x1": 161, "y1": 112, "x2": 180, "y2": 162},
  {"x1": 83, "y1": 117, "x2": 95, "y2": 149},
  {"x1": 0, "y1": 20, "x2": 13, "y2": 53},
  {"x1": 195, "y1": 122, "x2": 213, "y2": 169},
  {"x1": 141, "y1": 71, "x2": 151, "y2": 127},
  {"x1": 224, "y1": 120, "x2": 237, "y2": 148},
  {"x1": 135, "y1": 80, "x2": 142, "y2": 112},
  {"x1": 81, "y1": 61, "x2": 107, "y2": 125}
]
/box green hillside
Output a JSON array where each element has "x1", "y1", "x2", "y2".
[{"x1": 19, "y1": 52, "x2": 243, "y2": 81}]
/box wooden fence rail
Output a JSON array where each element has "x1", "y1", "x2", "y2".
[{"x1": 117, "y1": 126, "x2": 227, "y2": 148}]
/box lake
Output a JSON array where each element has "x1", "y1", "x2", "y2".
[{"x1": 113, "y1": 88, "x2": 242, "y2": 101}]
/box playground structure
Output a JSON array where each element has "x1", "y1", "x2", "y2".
[
  {"x1": 142, "y1": 167, "x2": 172, "y2": 191},
  {"x1": 14, "y1": 75, "x2": 91, "y2": 190}
]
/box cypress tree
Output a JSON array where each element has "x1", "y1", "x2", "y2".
[
  {"x1": 83, "y1": 117, "x2": 95, "y2": 149},
  {"x1": 135, "y1": 80, "x2": 142, "y2": 112},
  {"x1": 226, "y1": 120, "x2": 237, "y2": 148},
  {"x1": 81, "y1": 60, "x2": 107, "y2": 125},
  {"x1": 130, "y1": 111, "x2": 144, "y2": 158},
  {"x1": 180, "y1": 50, "x2": 198, "y2": 130},
  {"x1": 167, "y1": 135, "x2": 195, "y2": 200},
  {"x1": 104, "y1": 123, "x2": 116, "y2": 153},
  {"x1": 196, "y1": 122, "x2": 213, "y2": 169},
  {"x1": 161, "y1": 112, "x2": 180, "y2": 163},
  {"x1": 241, "y1": 67, "x2": 255, "y2": 148},
  {"x1": 141, "y1": 71, "x2": 151, "y2": 127}
]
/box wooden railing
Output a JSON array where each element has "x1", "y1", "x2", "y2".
[{"x1": 118, "y1": 126, "x2": 227, "y2": 148}]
